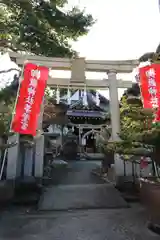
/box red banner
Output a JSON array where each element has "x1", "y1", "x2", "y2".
[
  {"x1": 11, "y1": 63, "x2": 49, "y2": 136},
  {"x1": 139, "y1": 64, "x2": 160, "y2": 122}
]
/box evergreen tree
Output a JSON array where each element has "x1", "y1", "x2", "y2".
[
  {"x1": 0, "y1": 0, "x2": 94, "y2": 118},
  {"x1": 107, "y1": 88, "x2": 155, "y2": 157},
  {"x1": 106, "y1": 48, "x2": 160, "y2": 168},
  {"x1": 0, "y1": 0, "x2": 94, "y2": 140},
  {"x1": 0, "y1": 0, "x2": 94, "y2": 57}
]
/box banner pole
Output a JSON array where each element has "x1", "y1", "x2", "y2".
[{"x1": 0, "y1": 59, "x2": 27, "y2": 180}]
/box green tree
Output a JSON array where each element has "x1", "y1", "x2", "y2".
[
  {"x1": 106, "y1": 49, "x2": 160, "y2": 170},
  {"x1": 1, "y1": 0, "x2": 94, "y2": 57},
  {"x1": 139, "y1": 43, "x2": 160, "y2": 63},
  {"x1": 106, "y1": 91, "x2": 155, "y2": 157},
  {"x1": 0, "y1": 0, "x2": 94, "y2": 104},
  {"x1": 0, "y1": 1, "x2": 94, "y2": 153}
]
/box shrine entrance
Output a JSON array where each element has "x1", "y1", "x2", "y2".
[
  {"x1": 43, "y1": 88, "x2": 111, "y2": 161},
  {"x1": 82, "y1": 129, "x2": 98, "y2": 154},
  {"x1": 80, "y1": 126, "x2": 111, "y2": 159},
  {"x1": 5, "y1": 52, "x2": 136, "y2": 181}
]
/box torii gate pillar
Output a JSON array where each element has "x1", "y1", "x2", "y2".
[
  {"x1": 108, "y1": 70, "x2": 123, "y2": 180},
  {"x1": 108, "y1": 70, "x2": 120, "y2": 140}
]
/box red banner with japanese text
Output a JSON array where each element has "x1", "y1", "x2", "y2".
[
  {"x1": 11, "y1": 63, "x2": 49, "y2": 136},
  {"x1": 139, "y1": 64, "x2": 160, "y2": 122}
]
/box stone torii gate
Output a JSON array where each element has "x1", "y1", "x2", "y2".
[{"x1": 6, "y1": 52, "x2": 139, "y2": 181}]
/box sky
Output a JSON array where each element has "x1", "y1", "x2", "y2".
[
  {"x1": 64, "y1": 0, "x2": 160, "y2": 99},
  {"x1": 69, "y1": 0, "x2": 160, "y2": 60},
  {"x1": 2, "y1": 0, "x2": 159, "y2": 100}
]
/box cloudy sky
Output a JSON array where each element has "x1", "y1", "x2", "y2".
[
  {"x1": 66, "y1": 0, "x2": 160, "y2": 99},
  {"x1": 70, "y1": 0, "x2": 159, "y2": 60}
]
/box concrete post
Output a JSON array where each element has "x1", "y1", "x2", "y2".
[
  {"x1": 107, "y1": 70, "x2": 122, "y2": 180},
  {"x1": 6, "y1": 134, "x2": 20, "y2": 179},
  {"x1": 34, "y1": 135, "x2": 44, "y2": 178},
  {"x1": 0, "y1": 138, "x2": 3, "y2": 167},
  {"x1": 107, "y1": 70, "x2": 120, "y2": 141},
  {"x1": 24, "y1": 147, "x2": 34, "y2": 177},
  {"x1": 34, "y1": 99, "x2": 44, "y2": 178},
  {"x1": 16, "y1": 144, "x2": 23, "y2": 178}
]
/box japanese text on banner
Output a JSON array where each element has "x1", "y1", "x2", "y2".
[
  {"x1": 139, "y1": 64, "x2": 160, "y2": 122},
  {"x1": 21, "y1": 70, "x2": 40, "y2": 131},
  {"x1": 11, "y1": 63, "x2": 49, "y2": 136}
]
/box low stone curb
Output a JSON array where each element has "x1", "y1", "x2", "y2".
[
  {"x1": 91, "y1": 169, "x2": 115, "y2": 185},
  {"x1": 91, "y1": 169, "x2": 140, "y2": 203},
  {"x1": 0, "y1": 181, "x2": 14, "y2": 205},
  {"x1": 0, "y1": 178, "x2": 43, "y2": 206}
]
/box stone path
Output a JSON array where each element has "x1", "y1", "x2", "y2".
[
  {"x1": 39, "y1": 183, "x2": 128, "y2": 210},
  {"x1": 39, "y1": 160, "x2": 128, "y2": 210},
  {"x1": 0, "y1": 160, "x2": 158, "y2": 239},
  {"x1": 0, "y1": 206, "x2": 159, "y2": 240},
  {"x1": 51, "y1": 160, "x2": 104, "y2": 185}
]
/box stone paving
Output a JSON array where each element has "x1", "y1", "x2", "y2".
[
  {"x1": 0, "y1": 160, "x2": 159, "y2": 239},
  {"x1": 51, "y1": 160, "x2": 103, "y2": 185},
  {"x1": 39, "y1": 160, "x2": 128, "y2": 210},
  {"x1": 0, "y1": 205, "x2": 159, "y2": 240},
  {"x1": 39, "y1": 183, "x2": 128, "y2": 210}
]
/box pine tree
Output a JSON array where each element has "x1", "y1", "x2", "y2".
[
  {"x1": 0, "y1": 0, "x2": 94, "y2": 148},
  {"x1": 0, "y1": 0, "x2": 94, "y2": 131},
  {"x1": 107, "y1": 88, "x2": 155, "y2": 157},
  {"x1": 106, "y1": 48, "x2": 160, "y2": 169},
  {"x1": 0, "y1": 0, "x2": 94, "y2": 57}
]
